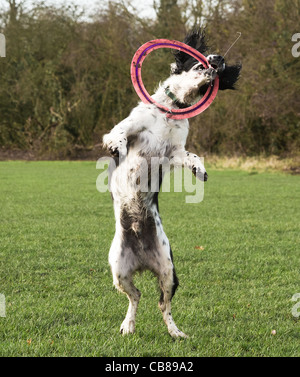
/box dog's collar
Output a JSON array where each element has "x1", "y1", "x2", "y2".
[{"x1": 164, "y1": 86, "x2": 190, "y2": 109}]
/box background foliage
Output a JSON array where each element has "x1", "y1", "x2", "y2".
[{"x1": 0, "y1": 0, "x2": 299, "y2": 158}]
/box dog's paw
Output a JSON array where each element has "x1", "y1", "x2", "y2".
[
  {"x1": 185, "y1": 153, "x2": 207, "y2": 181},
  {"x1": 103, "y1": 132, "x2": 127, "y2": 157},
  {"x1": 168, "y1": 326, "x2": 188, "y2": 339},
  {"x1": 120, "y1": 319, "x2": 135, "y2": 335},
  {"x1": 192, "y1": 165, "x2": 208, "y2": 181},
  {"x1": 204, "y1": 67, "x2": 217, "y2": 82}
]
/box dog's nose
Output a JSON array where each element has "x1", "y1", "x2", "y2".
[
  {"x1": 204, "y1": 172, "x2": 208, "y2": 181},
  {"x1": 207, "y1": 55, "x2": 225, "y2": 73}
]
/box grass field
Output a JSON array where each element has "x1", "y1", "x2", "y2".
[{"x1": 0, "y1": 161, "x2": 299, "y2": 357}]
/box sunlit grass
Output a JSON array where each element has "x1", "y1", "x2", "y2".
[
  {"x1": 0, "y1": 161, "x2": 299, "y2": 356},
  {"x1": 206, "y1": 154, "x2": 300, "y2": 173}
]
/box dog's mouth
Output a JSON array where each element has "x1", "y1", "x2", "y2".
[
  {"x1": 196, "y1": 66, "x2": 218, "y2": 97},
  {"x1": 207, "y1": 55, "x2": 226, "y2": 74}
]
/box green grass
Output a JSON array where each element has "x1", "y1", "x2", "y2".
[{"x1": 0, "y1": 161, "x2": 299, "y2": 356}]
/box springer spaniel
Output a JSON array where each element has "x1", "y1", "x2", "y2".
[{"x1": 102, "y1": 29, "x2": 241, "y2": 338}]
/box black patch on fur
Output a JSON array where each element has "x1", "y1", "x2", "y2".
[
  {"x1": 159, "y1": 246, "x2": 179, "y2": 305},
  {"x1": 126, "y1": 134, "x2": 138, "y2": 151},
  {"x1": 173, "y1": 28, "x2": 242, "y2": 93},
  {"x1": 120, "y1": 202, "x2": 157, "y2": 255},
  {"x1": 218, "y1": 64, "x2": 242, "y2": 90},
  {"x1": 171, "y1": 267, "x2": 179, "y2": 299},
  {"x1": 153, "y1": 192, "x2": 159, "y2": 212},
  {"x1": 198, "y1": 64, "x2": 241, "y2": 95},
  {"x1": 151, "y1": 163, "x2": 163, "y2": 212},
  {"x1": 173, "y1": 28, "x2": 208, "y2": 74},
  {"x1": 169, "y1": 246, "x2": 174, "y2": 262},
  {"x1": 113, "y1": 156, "x2": 119, "y2": 167}
]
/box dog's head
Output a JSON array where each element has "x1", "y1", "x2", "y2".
[{"x1": 167, "y1": 29, "x2": 241, "y2": 106}]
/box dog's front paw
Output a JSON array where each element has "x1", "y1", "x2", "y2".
[
  {"x1": 185, "y1": 153, "x2": 207, "y2": 181},
  {"x1": 192, "y1": 166, "x2": 208, "y2": 181},
  {"x1": 103, "y1": 132, "x2": 127, "y2": 157},
  {"x1": 204, "y1": 67, "x2": 217, "y2": 83}
]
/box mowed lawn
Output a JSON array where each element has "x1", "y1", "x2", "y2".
[{"x1": 0, "y1": 161, "x2": 299, "y2": 357}]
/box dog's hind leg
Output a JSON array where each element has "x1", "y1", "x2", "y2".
[
  {"x1": 109, "y1": 244, "x2": 141, "y2": 335},
  {"x1": 117, "y1": 273, "x2": 141, "y2": 335},
  {"x1": 158, "y1": 248, "x2": 188, "y2": 338},
  {"x1": 111, "y1": 268, "x2": 141, "y2": 335}
]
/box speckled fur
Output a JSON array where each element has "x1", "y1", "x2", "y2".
[{"x1": 102, "y1": 31, "x2": 241, "y2": 338}]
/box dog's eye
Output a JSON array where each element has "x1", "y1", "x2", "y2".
[{"x1": 194, "y1": 64, "x2": 205, "y2": 71}]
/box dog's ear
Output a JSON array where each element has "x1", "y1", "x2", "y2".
[
  {"x1": 173, "y1": 28, "x2": 208, "y2": 74},
  {"x1": 183, "y1": 28, "x2": 208, "y2": 53},
  {"x1": 198, "y1": 63, "x2": 242, "y2": 96},
  {"x1": 218, "y1": 64, "x2": 242, "y2": 90}
]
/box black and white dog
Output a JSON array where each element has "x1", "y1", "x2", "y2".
[{"x1": 103, "y1": 29, "x2": 241, "y2": 338}]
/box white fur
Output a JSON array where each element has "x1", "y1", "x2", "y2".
[{"x1": 103, "y1": 64, "x2": 213, "y2": 338}]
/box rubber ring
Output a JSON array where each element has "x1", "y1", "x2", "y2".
[{"x1": 130, "y1": 39, "x2": 219, "y2": 120}]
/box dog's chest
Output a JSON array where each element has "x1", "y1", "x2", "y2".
[
  {"x1": 164, "y1": 119, "x2": 189, "y2": 145},
  {"x1": 135, "y1": 118, "x2": 188, "y2": 156}
]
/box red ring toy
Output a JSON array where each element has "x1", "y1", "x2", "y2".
[{"x1": 131, "y1": 39, "x2": 219, "y2": 120}]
